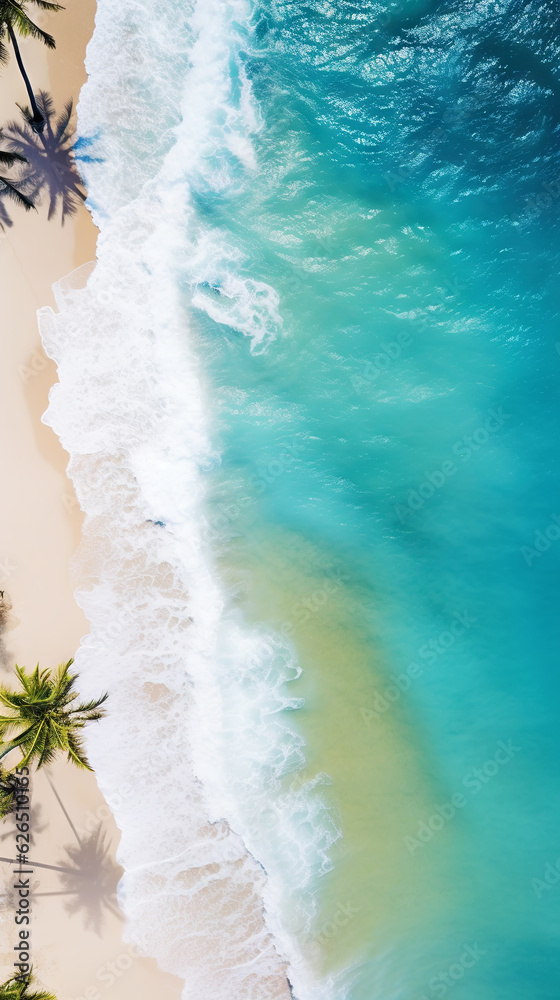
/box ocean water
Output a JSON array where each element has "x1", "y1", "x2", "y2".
[{"x1": 39, "y1": 0, "x2": 560, "y2": 997}]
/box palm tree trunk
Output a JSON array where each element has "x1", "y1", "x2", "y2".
[{"x1": 7, "y1": 24, "x2": 45, "y2": 133}]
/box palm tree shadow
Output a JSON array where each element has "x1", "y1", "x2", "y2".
[
  {"x1": 0, "y1": 800, "x2": 47, "y2": 846},
  {"x1": 2, "y1": 90, "x2": 93, "y2": 224},
  {"x1": 35, "y1": 824, "x2": 123, "y2": 935},
  {"x1": 0, "y1": 149, "x2": 34, "y2": 230},
  {"x1": 0, "y1": 194, "x2": 14, "y2": 230},
  {"x1": 30, "y1": 800, "x2": 49, "y2": 847}
]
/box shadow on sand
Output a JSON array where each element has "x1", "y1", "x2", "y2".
[
  {"x1": 0, "y1": 772, "x2": 123, "y2": 935},
  {"x1": 36, "y1": 824, "x2": 124, "y2": 934},
  {"x1": 0, "y1": 90, "x2": 89, "y2": 229}
]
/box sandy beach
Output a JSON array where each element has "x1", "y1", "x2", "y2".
[{"x1": 0, "y1": 3, "x2": 183, "y2": 998}]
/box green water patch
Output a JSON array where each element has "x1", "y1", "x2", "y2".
[{"x1": 220, "y1": 522, "x2": 470, "y2": 979}]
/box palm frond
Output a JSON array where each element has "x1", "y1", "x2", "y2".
[
  {"x1": 0, "y1": 766, "x2": 18, "y2": 818},
  {"x1": 65, "y1": 729, "x2": 93, "y2": 770},
  {"x1": 0, "y1": 661, "x2": 107, "y2": 771},
  {"x1": 0, "y1": 970, "x2": 58, "y2": 999},
  {"x1": 29, "y1": 0, "x2": 64, "y2": 9},
  {"x1": 0, "y1": 723, "x2": 43, "y2": 760},
  {"x1": 0, "y1": 715, "x2": 33, "y2": 731},
  {"x1": 20, "y1": 717, "x2": 48, "y2": 766},
  {"x1": 74, "y1": 692, "x2": 110, "y2": 714},
  {"x1": 8, "y1": 12, "x2": 56, "y2": 47}
]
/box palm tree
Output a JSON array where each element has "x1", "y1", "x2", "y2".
[
  {"x1": 0, "y1": 0, "x2": 63, "y2": 133},
  {"x1": 0, "y1": 145, "x2": 34, "y2": 227},
  {"x1": 0, "y1": 975, "x2": 56, "y2": 1000},
  {"x1": 0, "y1": 661, "x2": 108, "y2": 771},
  {"x1": 3, "y1": 92, "x2": 87, "y2": 221},
  {"x1": 0, "y1": 764, "x2": 18, "y2": 817}
]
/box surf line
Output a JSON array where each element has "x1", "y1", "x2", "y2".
[{"x1": 11, "y1": 766, "x2": 34, "y2": 983}]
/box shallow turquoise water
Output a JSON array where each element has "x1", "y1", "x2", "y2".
[{"x1": 184, "y1": 1, "x2": 560, "y2": 994}]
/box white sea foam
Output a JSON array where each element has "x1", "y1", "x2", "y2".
[{"x1": 39, "y1": 0, "x2": 349, "y2": 997}]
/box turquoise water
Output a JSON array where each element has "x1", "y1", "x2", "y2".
[
  {"x1": 59, "y1": 0, "x2": 560, "y2": 996},
  {"x1": 185, "y1": 1, "x2": 560, "y2": 995}
]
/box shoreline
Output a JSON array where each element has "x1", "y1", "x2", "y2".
[{"x1": 0, "y1": 3, "x2": 184, "y2": 998}]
